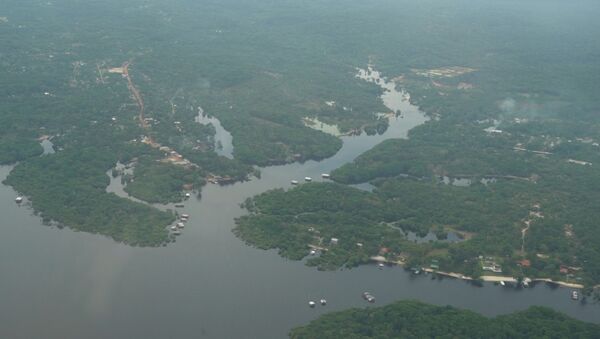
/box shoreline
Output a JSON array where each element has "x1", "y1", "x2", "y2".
[{"x1": 370, "y1": 256, "x2": 585, "y2": 289}]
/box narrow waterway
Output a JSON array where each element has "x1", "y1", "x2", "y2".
[
  {"x1": 0, "y1": 69, "x2": 598, "y2": 339},
  {"x1": 196, "y1": 107, "x2": 234, "y2": 159}
]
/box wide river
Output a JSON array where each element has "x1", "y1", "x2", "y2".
[{"x1": 0, "y1": 68, "x2": 598, "y2": 339}]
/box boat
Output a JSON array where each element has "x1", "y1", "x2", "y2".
[
  {"x1": 15, "y1": 196, "x2": 23, "y2": 203},
  {"x1": 304, "y1": 177, "x2": 312, "y2": 182},
  {"x1": 291, "y1": 180, "x2": 299, "y2": 185},
  {"x1": 170, "y1": 225, "x2": 178, "y2": 231},
  {"x1": 321, "y1": 173, "x2": 330, "y2": 179},
  {"x1": 185, "y1": 193, "x2": 191, "y2": 198},
  {"x1": 362, "y1": 292, "x2": 375, "y2": 303},
  {"x1": 320, "y1": 299, "x2": 327, "y2": 306},
  {"x1": 175, "y1": 204, "x2": 185, "y2": 208},
  {"x1": 499, "y1": 281, "x2": 506, "y2": 286},
  {"x1": 571, "y1": 290, "x2": 579, "y2": 300},
  {"x1": 378, "y1": 263, "x2": 385, "y2": 269},
  {"x1": 177, "y1": 222, "x2": 185, "y2": 229},
  {"x1": 181, "y1": 214, "x2": 190, "y2": 219},
  {"x1": 310, "y1": 250, "x2": 316, "y2": 255},
  {"x1": 173, "y1": 230, "x2": 181, "y2": 235},
  {"x1": 308, "y1": 301, "x2": 316, "y2": 308}
]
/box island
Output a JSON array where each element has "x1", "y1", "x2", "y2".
[{"x1": 290, "y1": 300, "x2": 600, "y2": 338}]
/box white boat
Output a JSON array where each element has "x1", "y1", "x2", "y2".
[
  {"x1": 304, "y1": 177, "x2": 312, "y2": 182},
  {"x1": 320, "y1": 299, "x2": 327, "y2": 306},
  {"x1": 362, "y1": 292, "x2": 375, "y2": 303},
  {"x1": 321, "y1": 173, "x2": 330, "y2": 179},
  {"x1": 571, "y1": 290, "x2": 579, "y2": 300},
  {"x1": 310, "y1": 250, "x2": 316, "y2": 255},
  {"x1": 170, "y1": 226, "x2": 178, "y2": 231},
  {"x1": 378, "y1": 263, "x2": 385, "y2": 269},
  {"x1": 308, "y1": 301, "x2": 316, "y2": 307},
  {"x1": 15, "y1": 197, "x2": 23, "y2": 203},
  {"x1": 185, "y1": 193, "x2": 191, "y2": 198},
  {"x1": 291, "y1": 180, "x2": 299, "y2": 185},
  {"x1": 499, "y1": 281, "x2": 506, "y2": 286},
  {"x1": 181, "y1": 214, "x2": 190, "y2": 219},
  {"x1": 177, "y1": 222, "x2": 185, "y2": 229}
]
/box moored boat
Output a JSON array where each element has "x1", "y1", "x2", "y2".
[
  {"x1": 571, "y1": 290, "x2": 579, "y2": 300},
  {"x1": 362, "y1": 292, "x2": 375, "y2": 303}
]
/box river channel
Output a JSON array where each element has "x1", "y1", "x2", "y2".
[{"x1": 0, "y1": 68, "x2": 598, "y2": 339}]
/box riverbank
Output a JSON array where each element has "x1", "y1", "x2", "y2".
[{"x1": 370, "y1": 256, "x2": 585, "y2": 289}]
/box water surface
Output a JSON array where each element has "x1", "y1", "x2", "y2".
[{"x1": 196, "y1": 107, "x2": 234, "y2": 159}]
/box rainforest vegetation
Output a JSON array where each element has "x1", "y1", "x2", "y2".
[
  {"x1": 290, "y1": 300, "x2": 600, "y2": 339},
  {"x1": 122, "y1": 156, "x2": 205, "y2": 204},
  {"x1": 1, "y1": 0, "x2": 599, "y2": 272}
]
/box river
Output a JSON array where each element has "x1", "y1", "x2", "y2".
[{"x1": 0, "y1": 68, "x2": 598, "y2": 339}]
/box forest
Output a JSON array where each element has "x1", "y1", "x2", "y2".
[
  {"x1": 1, "y1": 0, "x2": 599, "y2": 268},
  {"x1": 238, "y1": 134, "x2": 600, "y2": 285},
  {"x1": 290, "y1": 300, "x2": 600, "y2": 338},
  {"x1": 0, "y1": 0, "x2": 401, "y2": 244},
  {"x1": 327, "y1": 118, "x2": 600, "y2": 285},
  {"x1": 122, "y1": 156, "x2": 206, "y2": 204},
  {"x1": 235, "y1": 177, "x2": 600, "y2": 285},
  {"x1": 4, "y1": 146, "x2": 175, "y2": 246}
]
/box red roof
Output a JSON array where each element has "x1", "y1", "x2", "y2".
[{"x1": 518, "y1": 259, "x2": 531, "y2": 267}]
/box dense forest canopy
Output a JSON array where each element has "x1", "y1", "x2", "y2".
[
  {"x1": 290, "y1": 300, "x2": 600, "y2": 338},
  {"x1": 224, "y1": 0, "x2": 600, "y2": 287},
  {"x1": 1, "y1": 0, "x2": 599, "y2": 286},
  {"x1": 2, "y1": 0, "x2": 600, "y2": 337}
]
